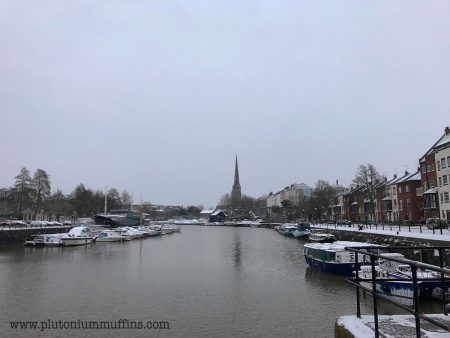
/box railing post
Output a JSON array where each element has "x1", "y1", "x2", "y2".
[
  {"x1": 370, "y1": 255, "x2": 379, "y2": 338},
  {"x1": 355, "y1": 251, "x2": 361, "y2": 318},
  {"x1": 438, "y1": 248, "x2": 448, "y2": 314},
  {"x1": 411, "y1": 265, "x2": 421, "y2": 338}
]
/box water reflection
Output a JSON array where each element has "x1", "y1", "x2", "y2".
[{"x1": 233, "y1": 236, "x2": 241, "y2": 270}]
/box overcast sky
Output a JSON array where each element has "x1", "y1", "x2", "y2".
[{"x1": 1, "y1": 1, "x2": 449, "y2": 208}]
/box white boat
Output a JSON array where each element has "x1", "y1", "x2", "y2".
[
  {"x1": 162, "y1": 224, "x2": 176, "y2": 234},
  {"x1": 147, "y1": 225, "x2": 164, "y2": 236},
  {"x1": 96, "y1": 230, "x2": 126, "y2": 242},
  {"x1": 125, "y1": 226, "x2": 145, "y2": 238},
  {"x1": 60, "y1": 226, "x2": 95, "y2": 246},
  {"x1": 112, "y1": 227, "x2": 144, "y2": 239},
  {"x1": 292, "y1": 222, "x2": 311, "y2": 239},
  {"x1": 24, "y1": 233, "x2": 66, "y2": 246},
  {"x1": 308, "y1": 233, "x2": 336, "y2": 243},
  {"x1": 278, "y1": 223, "x2": 298, "y2": 237}
]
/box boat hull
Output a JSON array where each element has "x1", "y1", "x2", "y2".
[
  {"x1": 61, "y1": 237, "x2": 94, "y2": 246},
  {"x1": 360, "y1": 280, "x2": 418, "y2": 306},
  {"x1": 304, "y1": 256, "x2": 358, "y2": 276}
]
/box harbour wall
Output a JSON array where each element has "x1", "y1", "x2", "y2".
[
  {"x1": 0, "y1": 226, "x2": 71, "y2": 243},
  {"x1": 318, "y1": 227, "x2": 450, "y2": 247}
]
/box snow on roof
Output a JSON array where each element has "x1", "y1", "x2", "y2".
[
  {"x1": 351, "y1": 201, "x2": 358, "y2": 205},
  {"x1": 211, "y1": 209, "x2": 226, "y2": 216},
  {"x1": 423, "y1": 188, "x2": 438, "y2": 194},
  {"x1": 434, "y1": 133, "x2": 450, "y2": 148},
  {"x1": 382, "y1": 196, "x2": 392, "y2": 201},
  {"x1": 200, "y1": 210, "x2": 214, "y2": 214},
  {"x1": 404, "y1": 171, "x2": 421, "y2": 182}
]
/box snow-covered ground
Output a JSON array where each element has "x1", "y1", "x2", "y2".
[
  {"x1": 312, "y1": 223, "x2": 450, "y2": 243},
  {"x1": 337, "y1": 314, "x2": 450, "y2": 338}
]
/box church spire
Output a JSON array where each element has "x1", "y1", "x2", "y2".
[
  {"x1": 234, "y1": 155, "x2": 240, "y2": 188},
  {"x1": 231, "y1": 155, "x2": 241, "y2": 208}
]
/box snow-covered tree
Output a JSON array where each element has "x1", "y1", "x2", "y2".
[
  {"x1": 32, "y1": 169, "x2": 51, "y2": 220},
  {"x1": 14, "y1": 167, "x2": 33, "y2": 219}
]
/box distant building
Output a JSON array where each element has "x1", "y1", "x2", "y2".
[
  {"x1": 199, "y1": 209, "x2": 214, "y2": 221},
  {"x1": 0, "y1": 188, "x2": 14, "y2": 217},
  {"x1": 266, "y1": 183, "x2": 312, "y2": 208}
]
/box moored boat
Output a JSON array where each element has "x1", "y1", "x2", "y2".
[
  {"x1": 303, "y1": 241, "x2": 374, "y2": 276},
  {"x1": 378, "y1": 253, "x2": 450, "y2": 300},
  {"x1": 25, "y1": 233, "x2": 66, "y2": 246},
  {"x1": 278, "y1": 223, "x2": 298, "y2": 237},
  {"x1": 308, "y1": 232, "x2": 336, "y2": 243},
  {"x1": 292, "y1": 222, "x2": 311, "y2": 239},
  {"x1": 60, "y1": 227, "x2": 95, "y2": 246},
  {"x1": 356, "y1": 265, "x2": 419, "y2": 306},
  {"x1": 96, "y1": 230, "x2": 126, "y2": 242}
]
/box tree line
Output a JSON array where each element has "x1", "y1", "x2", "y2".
[{"x1": 5, "y1": 167, "x2": 137, "y2": 221}]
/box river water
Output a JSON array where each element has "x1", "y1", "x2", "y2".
[{"x1": 0, "y1": 226, "x2": 443, "y2": 337}]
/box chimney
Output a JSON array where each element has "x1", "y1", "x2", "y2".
[
  {"x1": 394, "y1": 174, "x2": 397, "y2": 178},
  {"x1": 336, "y1": 179, "x2": 338, "y2": 186},
  {"x1": 445, "y1": 126, "x2": 450, "y2": 135},
  {"x1": 405, "y1": 170, "x2": 409, "y2": 176}
]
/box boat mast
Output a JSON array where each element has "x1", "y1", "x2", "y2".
[{"x1": 104, "y1": 186, "x2": 107, "y2": 215}]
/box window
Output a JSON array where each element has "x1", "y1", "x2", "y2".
[
  {"x1": 399, "y1": 200, "x2": 403, "y2": 211},
  {"x1": 399, "y1": 187, "x2": 402, "y2": 194},
  {"x1": 427, "y1": 165, "x2": 431, "y2": 172},
  {"x1": 439, "y1": 177, "x2": 442, "y2": 186},
  {"x1": 438, "y1": 161, "x2": 441, "y2": 171},
  {"x1": 444, "y1": 175, "x2": 448, "y2": 186},
  {"x1": 431, "y1": 164, "x2": 435, "y2": 171},
  {"x1": 393, "y1": 187, "x2": 396, "y2": 195},
  {"x1": 448, "y1": 156, "x2": 450, "y2": 167},
  {"x1": 422, "y1": 166, "x2": 426, "y2": 173},
  {"x1": 430, "y1": 179, "x2": 434, "y2": 188},
  {"x1": 441, "y1": 193, "x2": 444, "y2": 203},
  {"x1": 406, "y1": 198, "x2": 410, "y2": 208},
  {"x1": 445, "y1": 192, "x2": 449, "y2": 203},
  {"x1": 442, "y1": 158, "x2": 447, "y2": 169},
  {"x1": 394, "y1": 199, "x2": 397, "y2": 206},
  {"x1": 406, "y1": 185, "x2": 409, "y2": 193}
]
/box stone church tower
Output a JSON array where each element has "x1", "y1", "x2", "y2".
[{"x1": 231, "y1": 155, "x2": 241, "y2": 208}]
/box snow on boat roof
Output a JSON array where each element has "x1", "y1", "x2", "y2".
[
  {"x1": 380, "y1": 252, "x2": 405, "y2": 257},
  {"x1": 304, "y1": 241, "x2": 375, "y2": 251}
]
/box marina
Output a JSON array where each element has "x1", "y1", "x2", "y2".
[{"x1": 1, "y1": 224, "x2": 449, "y2": 337}]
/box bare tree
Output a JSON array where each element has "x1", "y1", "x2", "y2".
[
  {"x1": 218, "y1": 193, "x2": 231, "y2": 208},
  {"x1": 32, "y1": 169, "x2": 51, "y2": 220},
  {"x1": 14, "y1": 167, "x2": 33, "y2": 219},
  {"x1": 120, "y1": 190, "x2": 133, "y2": 207},
  {"x1": 353, "y1": 164, "x2": 383, "y2": 223},
  {"x1": 308, "y1": 180, "x2": 336, "y2": 221}
]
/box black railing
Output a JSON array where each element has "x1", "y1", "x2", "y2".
[{"x1": 345, "y1": 246, "x2": 450, "y2": 338}]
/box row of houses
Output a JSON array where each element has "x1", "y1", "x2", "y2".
[
  {"x1": 329, "y1": 127, "x2": 450, "y2": 223},
  {"x1": 266, "y1": 183, "x2": 312, "y2": 208}
]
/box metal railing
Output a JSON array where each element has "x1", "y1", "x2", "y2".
[
  {"x1": 345, "y1": 245, "x2": 450, "y2": 338},
  {"x1": 317, "y1": 221, "x2": 450, "y2": 235}
]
